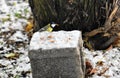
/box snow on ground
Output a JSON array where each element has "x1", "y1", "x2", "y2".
[
  {"x1": 0, "y1": 0, "x2": 120, "y2": 78},
  {"x1": 0, "y1": 0, "x2": 32, "y2": 78},
  {"x1": 84, "y1": 48, "x2": 120, "y2": 78}
]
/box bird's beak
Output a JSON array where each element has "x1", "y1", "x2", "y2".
[{"x1": 55, "y1": 24, "x2": 59, "y2": 26}]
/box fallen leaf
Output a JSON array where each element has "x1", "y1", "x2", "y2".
[
  {"x1": 96, "y1": 60, "x2": 104, "y2": 66},
  {"x1": 47, "y1": 35, "x2": 53, "y2": 39},
  {"x1": 85, "y1": 59, "x2": 93, "y2": 75},
  {"x1": 86, "y1": 60, "x2": 93, "y2": 69},
  {"x1": 4, "y1": 53, "x2": 20, "y2": 59},
  {"x1": 25, "y1": 22, "x2": 33, "y2": 32},
  {"x1": 49, "y1": 40, "x2": 55, "y2": 43}
]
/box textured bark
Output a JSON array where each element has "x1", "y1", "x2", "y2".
[{"x1": 28, "y1": 0, "x2": 113, "y2": 32}]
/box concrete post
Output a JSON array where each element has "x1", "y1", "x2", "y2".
[{"x1": 29, "y1": 31, "x2": 85, "y2": 78}]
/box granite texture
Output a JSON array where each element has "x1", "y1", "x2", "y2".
[{"x1": 29, "y1": 31, "x2": 85, "y2": 78}]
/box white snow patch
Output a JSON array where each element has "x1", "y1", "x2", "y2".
[
  {"x1": 84, "y1": 48, "x2": 120, "y2": 78},
  {"x1": 0, "y1": 0, "x2": 9, "y2": 13},
  {"x1": 9, "y1": 31, "x2": 28, "y2": 42},
  {"x1": 30, "y1": 31, "x2": 82, "y2": 50}
]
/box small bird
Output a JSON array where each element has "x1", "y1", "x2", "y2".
[{"x1": 39, "y1": 22, "x2": 59, "y2": 32}]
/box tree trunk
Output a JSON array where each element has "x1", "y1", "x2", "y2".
[
  {"x1": 29, "y1": 0, "x2": 119, "y2": 50},
  {"x1": 29, "y1": 0, "x2": 115, "y2": 32}
]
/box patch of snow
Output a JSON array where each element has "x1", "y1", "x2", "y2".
[
  {"x1": 9, "y1": 31, "x2": 28, "y2": 42},
  {"x1": 0, "y1": 0, "x2": 32, "y2": 78},
  {"x1": 30, "y1": 31, "x2": 82, "y2": 50},
  {"x1": 0, "y1": 0, "x2": 9, "y2": 13},
  {"x1": 84, "y1": 48, "x2": 120, "y2": 78}
]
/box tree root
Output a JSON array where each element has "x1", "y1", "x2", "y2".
[{"x1": 84, "y1": 1, "x2": 119, "y2": 37}]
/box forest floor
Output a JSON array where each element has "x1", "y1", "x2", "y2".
[{"x1": 0, "y1": 0, "x2": 120, "y2": 78}]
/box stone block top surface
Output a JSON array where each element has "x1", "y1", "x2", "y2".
[{"x1": 29, "y1": 31, "x2": 82, "y2": 50}]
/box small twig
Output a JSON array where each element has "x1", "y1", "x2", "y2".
[
  {"x1": 98, "y1": 67, "x2": 109, "y2": 76},
  {"x1": 84, "y1": 28, "x2": 103, "y2": 37}
]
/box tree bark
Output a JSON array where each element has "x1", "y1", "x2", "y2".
[{"x1": 29, "y1": 0, "x2": 112, "y2": 32}]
